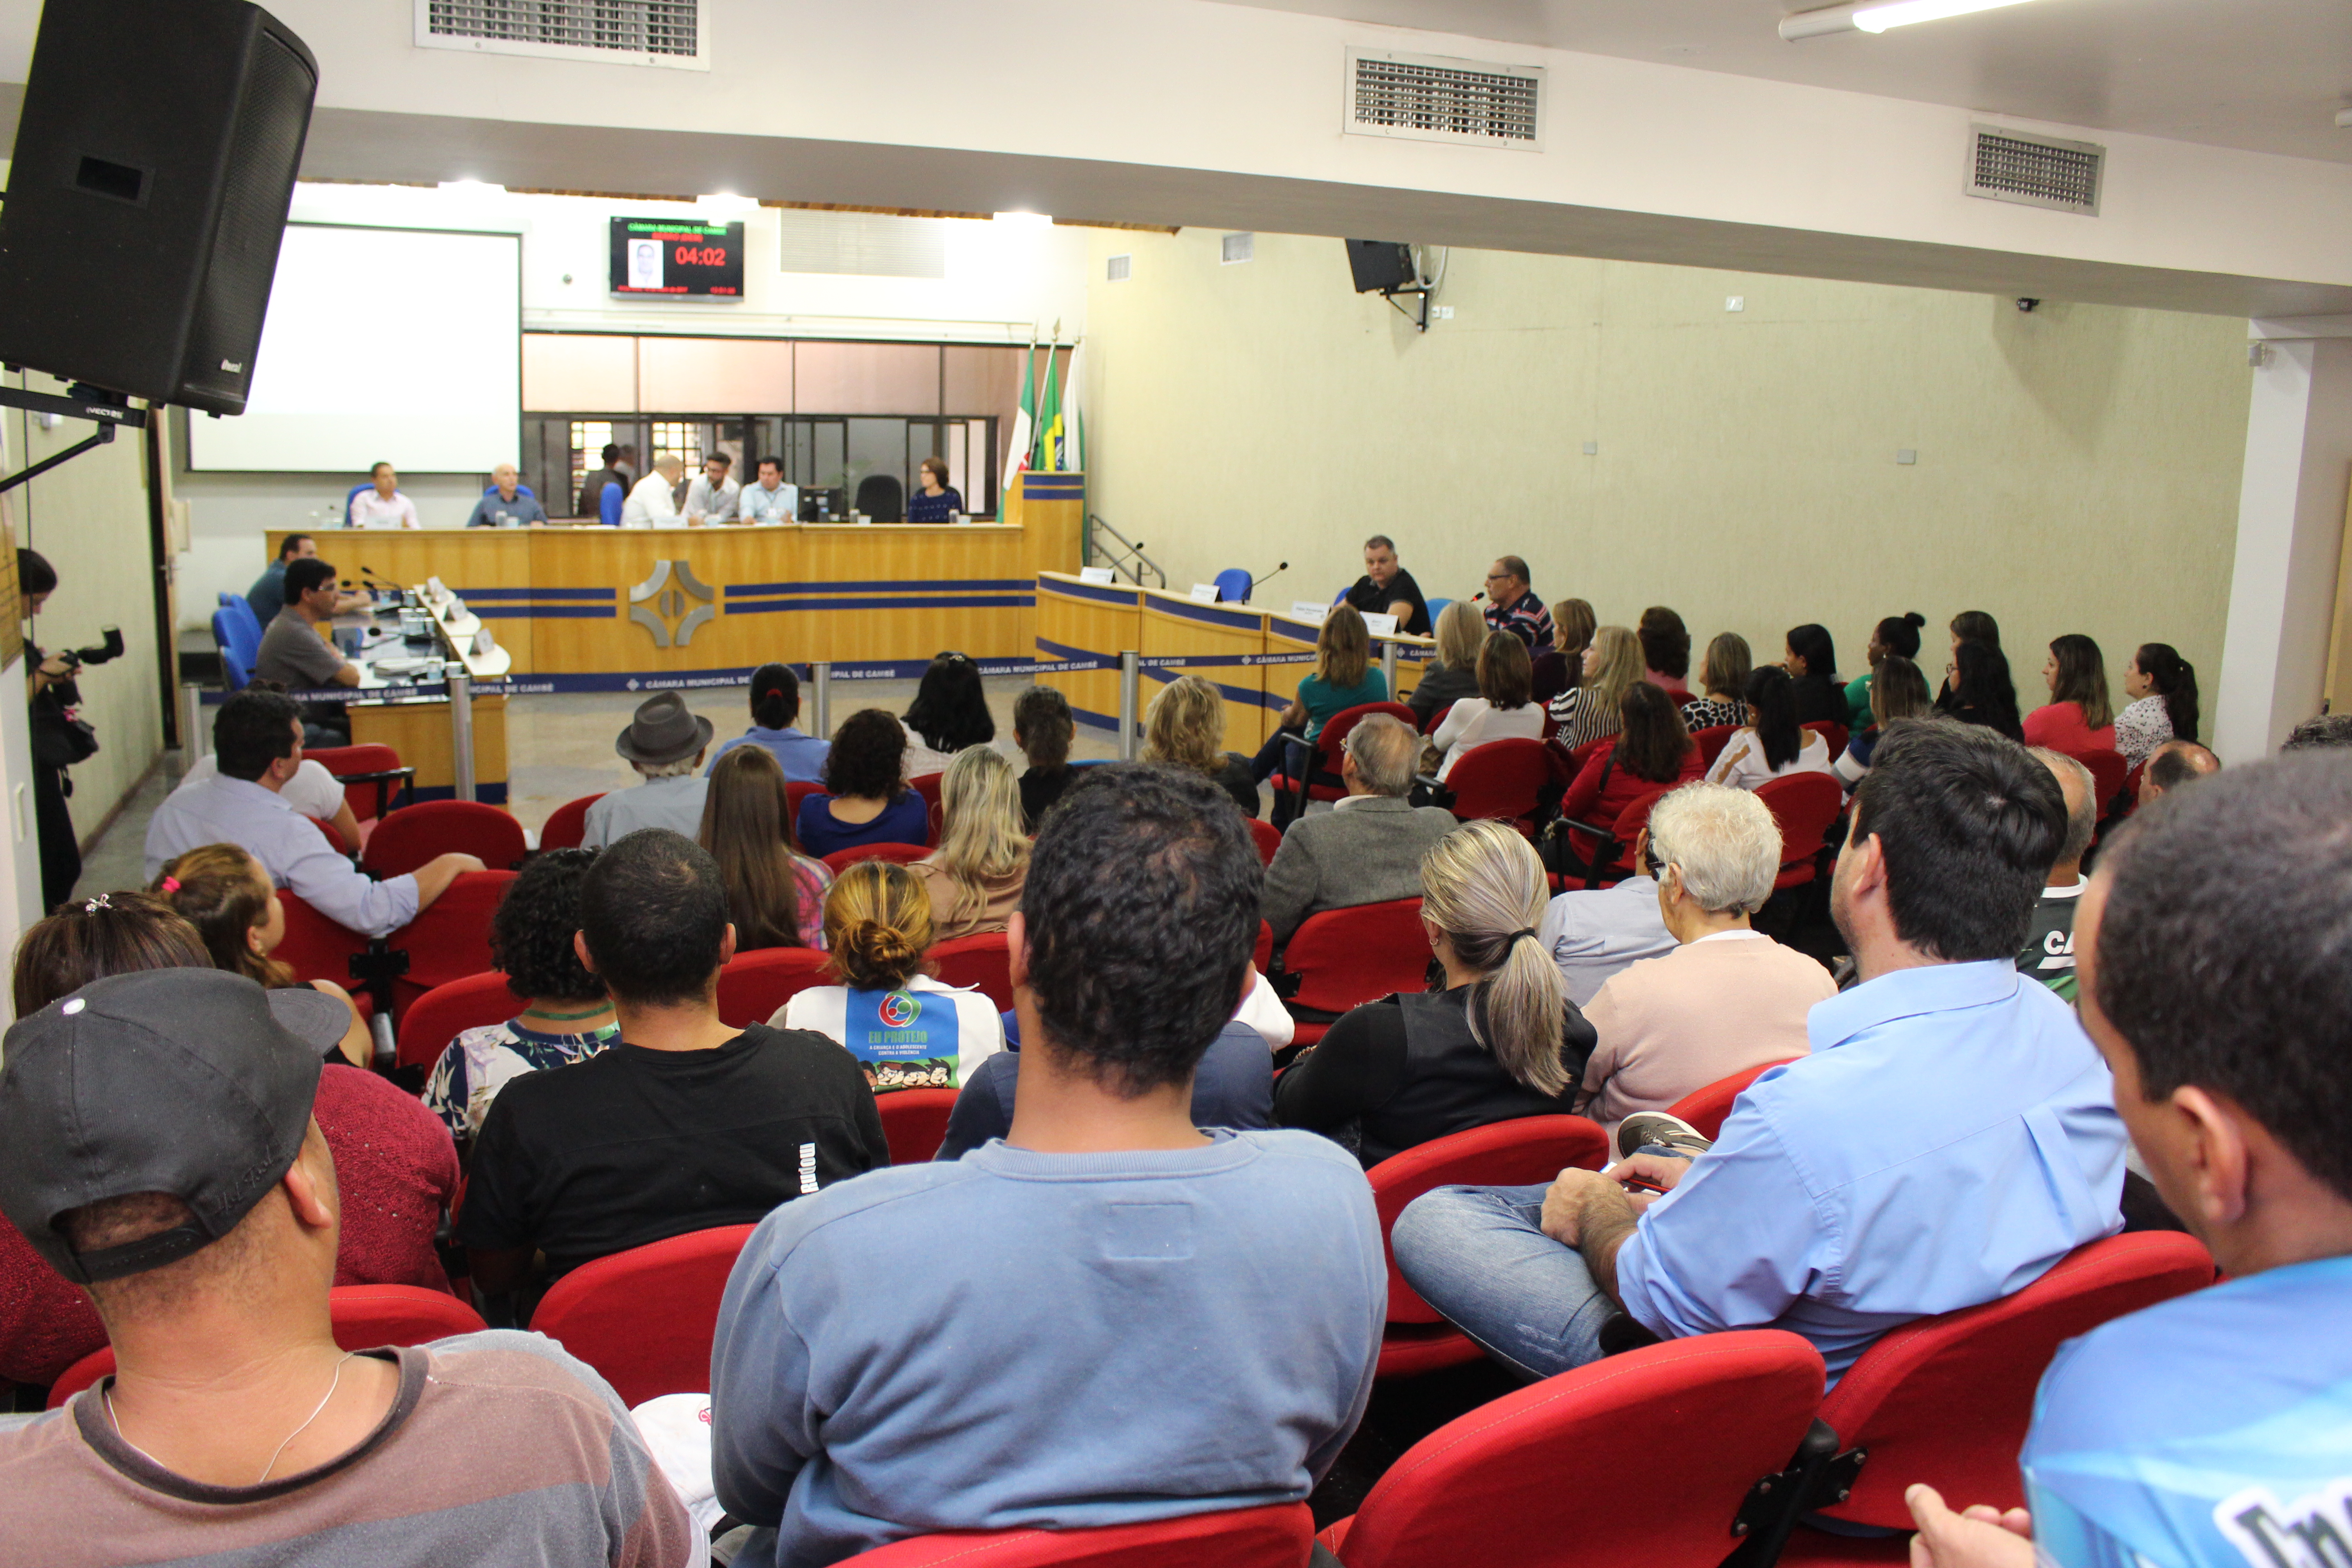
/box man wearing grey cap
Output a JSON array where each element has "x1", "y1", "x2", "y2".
[
  {"x1": 0, "y1": 969, "x2": 694, "y2": 1565},
  {"x1": 581, "y1": 691, "x2": 715, "y2": 850}
]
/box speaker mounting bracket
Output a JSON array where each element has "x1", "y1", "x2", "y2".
[
  {"x1": 1380, "y1": 284, "x2": 1431, "y2": 333},
  {"x1": 0, "y1": 382, "x2": 148, "y2": 496}
]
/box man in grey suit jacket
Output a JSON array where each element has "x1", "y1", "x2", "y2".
[{"x1": 1262, "y1": 714, "x2": 1459, "y2": 944}]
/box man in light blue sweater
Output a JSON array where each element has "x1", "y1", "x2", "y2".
[{"x1": 710, "y1": 765, "x2": 1385, "y2": 1568}]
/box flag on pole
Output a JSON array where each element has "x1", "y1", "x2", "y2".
[
  {"x1": 1034, "y1": 340, "x2": 1064, "y2": 471},
  {"x1": 1060, "y1": 341, "x2": 1084, "y2": 473},
  {"x1": 1006, "y1": 329, "x2": 1039, "y2": 477}
]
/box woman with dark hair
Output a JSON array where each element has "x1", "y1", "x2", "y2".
[
  {"x1": 903, "y1": 651, "x2": 997, "y2": 777},
  {"x1": 1946, "y1": 639, "x2": 2024, "y2": 740},
  {"x1": 1833, "y1": 655, "x2": 1933, "y2": 787},
  {"x1": 798, "y1": 708, "x2": 931, "y2": 857},
  {"x1": 2024, "y1": 634, "x2": 2117, "y2": 756},
  {"x1": 1936, "y1": 610, "x2": 2001, "y2": 710},
  {"x1": 1529, "y1": 597, "x2": 1595, "y2": 706},
  {"x1": 1637, "y1": 607, "x2": 1692, "y2": 699},
  {"x1": 1845, "y1": 612, "x2": 1926, "y2": 729},
  {"x1": 706, "y1": 662, "x2": 830, "y2": 783},
  {"x1": 1681, "y1": 633, "x2": 1752, "y2": 732},
  {"x1": 422, "y1": 848, "x2": 618, "y2": 1143},
  {"x1": 700, "y1": 745, "x2": 831, "y2": 951},
  {"x1": 1551, "y1": 682, "x2": 1704, "y2": 870},
  {"x1": 2113, "y1": 642, "x2": 2200, "y2": 765},
  {"x1": 1431, "y1": 632, "x2": 1543, "y2": 782},
  {"x1": 1012, "y1": 685, "x2": 1078, "y2": 828},
  {"x1": 151, "y1": 843, "x2": 373, "y2": 1067},
  {"x1": 1709, "y1": 666, "x2": 1834, "y2": 789},
  {"x1": 1781, "y1": 623, "x2": 1845, "y2": 726},
  {"x1": 906, "y1": 456, "x2": 964, "y2": 525}
]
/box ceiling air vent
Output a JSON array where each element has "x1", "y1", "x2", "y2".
[
  {"x1": 1106, "y1": 254, "x2": 1132, "y2": 282},
  {"x1": 417, "y1": 0, "x2": 707, "y2": 70},
  {"x1": 1346, "y1": 48, "x2": 1543, "y2": 151},
  {"x1": 1221, "y1": 233, "x2": 1254, "y2": 265},
  {"x1": 1968, "y1": 124, "x2": 2102, "y2": 216},
  {"x1": 775, "y1": 210, "x2": 946, "y2": 279}
]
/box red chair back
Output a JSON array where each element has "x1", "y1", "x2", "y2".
[
  {"x1": 1445, "y1": 737, "x2": 1554, "y2": 825},
  {"x1": 1801, "y1": 720, "x2": 1849, "y2": 759},
  {"x1": 928, "y1": 932, "x2": 1014, "y2": 1011},
  {"x1": 1813, "y1": 1231, "x2": 2215, "y2": 1527},
  {"x1": 1245, "y1": 816, "x2": 1281, "y2": 866},
  {"x1": 785, "y1": 780, "x2": 823, "y2": 846},
  {"x1": 1253, "y1": 920, "x2": 1272, "y2": 975},
  {"x1": 47, "y1": 1285, "x2": 486, "y2": 1407},
  {"x1": 878, "y1": 1087, "x2": 959, "y2": 1164},
  {"x1": 715, "y1": 946, "x2": 834, "y2": 1029},
  {"x1": 271, "y1": 889, "x2": 365, "y2": 989},
  {"x1": 1690, "y1": 724, "x2": 1738, "y2": 768},
  {"x1": 2119, "y1": 759, "x2": 2147, "y2": 814},
  {"x1": 1421, "y1": 701, "x2": 1455, "y2": 736},
  {"x1": 397, "y1": 970, "x2": 524, "y2": 1072},
  {"x1": 529, "y1": 1224, "x2": 757, "y2": 1408},
  {"x1": 305, "y1": 742, "x2": 408, "y2": 822},
  {"x1": 1664, "y1": 1057, "x2": 1802, "y2": 1141},
  {"x1": 363, "y1": 800, "x2": 528, "y2": 877},
  {"x1": 841, "y1": 1502, "x2": 1314, "y2": 1567},
  {"x1": 539, "y1": 792, "x2": 604, "y2": 852},
  {"x1": 1323, "y1": 1332, "x2": 1825, "y2": 1568},
  {"x1": 1568, "y1": 734, "x2": 1615, "y2": 775},
  {"x1": 307, "y1": 814, "x2": 352, "y2": 855},
  {"x1": 1754, "y1": 773, "x2": 1845, "y2": 890},
  {"x1": 386, "y1": 870, "x2": 518, "y2": 1016},
  {"x1": 1368, "y1": 1115, "x2": 1609, "y2": 1325},
  {"x1": 823, "y1": 841, "x2": 932, "y2": 875},
  {"x1": 2078, "y1": 746, "x2": 2128, "y2": 813},
  {"x1": 909, "y1": 772, "x2": 945, "y2": 846},
  {"x1": 1278, "y1": 897, "x2": 1427, "y2": 1017}
]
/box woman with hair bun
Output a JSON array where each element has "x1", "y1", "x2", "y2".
[
  {"x1": 706, "y1": 661, "x2": 831, "y2": 782},
  {"x1": 2113, "y1": 642, "x2": 2199, "y2": 766},
  {"x1": 1274, "y1": 818, "x2": 1597, "y2": 1166},
  {"x1": 776, "y1": 858, "x2": 1003, "y2": 1093}
]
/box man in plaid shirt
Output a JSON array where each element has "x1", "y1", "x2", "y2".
[{"x1": 1482, "y1": 556, "x2": 1554, "y2": 652}]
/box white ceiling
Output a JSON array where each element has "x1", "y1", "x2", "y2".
[{"x1": 1230, "y1": 0, "x2": 2352, "y2": 165}]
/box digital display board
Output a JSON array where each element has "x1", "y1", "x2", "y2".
[{"x1": 609, "y1": 217, "x2": 745, "y2": 297}]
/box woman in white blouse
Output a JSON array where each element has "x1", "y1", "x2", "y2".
[
  {"x1": 1433, "y1": 632, "x2": 1545, "y2": 781},
  {"x1": 1707, "y1": 666, "x2": 1834, "y2": 791},
  {"x1": 2112, "y1": 642, "x2": 2199, "y2": 767}
]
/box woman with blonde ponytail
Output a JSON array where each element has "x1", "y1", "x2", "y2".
[
  {"x1": 774, "y1": 858, "x2": 1004, "y2": 1092},
  {"x1": 1275, "y1": 819, "x2": 1595, "y2": 1165}
]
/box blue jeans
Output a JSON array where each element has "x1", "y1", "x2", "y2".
[{"x1": 1391, "y1": 1183, "x2": 1622, "y2": 1381}]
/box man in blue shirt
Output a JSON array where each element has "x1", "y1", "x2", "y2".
[
  {"x1": 709, "y1": 764, "x2": 1384, "y2": 1568},
  {"x1": 1393, "y1": 720, "x2": 2126, "y2": 1382},
  {"x1": 1907, "y1": 756, "x2": 2352, "y2": 1568}
]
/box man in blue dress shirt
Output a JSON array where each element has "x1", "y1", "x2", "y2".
[
  {"x1": 1907, "y1": 755, "x2": 2352, "y2": 1568},
  {"x1": 1394, "y1": 720, "x2": 2126, "y2": 1382}
]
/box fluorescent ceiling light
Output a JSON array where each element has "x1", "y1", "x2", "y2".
[
  {"x1": 698, "y1": 191, "x2": 759, "y2": 213},
  {"x1": 991, "y1": 211, "x2": 1054, "y2": 228},
  {"x1": 437, "y1": 179, "x2": 505, "y2": 195},
  {"x1": 1780, "y1": 0, "x2": 2038, "y2": 40}
]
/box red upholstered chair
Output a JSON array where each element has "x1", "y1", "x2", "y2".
[
  {"x1": 528, "y1": 1225, "x2": 756, "y2": 1407},
  {"x1": 48, "y1": 1285, "x2": 486, "y2": 1407},
  {"x1": 1254, "y1": 920, "x2": 1272, "y2": 975},
  {"x1": 1444, "y1": 738, "x2": 1555, "y2": 829},
  {"x1": 1690, "y1": 724, "x2": 1738, "y2": 769},
  {"x1": 271, "y1": 889, "x2": 366, "y2": 990},
  {"x1": 2078, "y1": 746, "x2": 2127, "y2": 810},
  {"x1": 1560, "y1": 787, "x2": 1671, "y2": 892},
  {"x1": 929, "y1": 932, "x2": 1014, "y2": 1011},
  {"x1": 1275, "y1": 897, "x2": 1427, "y2": 1048},
  {"x1": 1420, "y1": 701, "x2": 1455, "y2": 736},
  {"x1": 307, "y1": 814, "x2": 353, "y2": 855},
  {"x1": 878, "y1": 1088, "x2": 959, "y2": 1164},
  {"x1": 304, "y1": 742, "x2": 415, "y2": 830},
  {"x1": 1774, "y1": 1232, "x2": 2215, "y2": 1566},
  {"x1": 538, "y1": 792, "x2": 604, "y2": 852},
  {"x1": 715, "y1": 946, "x2": 833, "y2": 1029},
  {"x1": 823, "y1": 841, "x2": 933, "y2": 875},
  {"x1": 1318, "y1": 1331, "x2": 1826, "y2": 1568},
  {"x1": 1246, "y1": 816, "x2": 1281, "y2": 866},
  {"x1": 2119, "y1": 759, "x2": 2147, "y2": 813},
  {"x1": 1269, "y1": 702, "x2": 1417, "y2": 815},
  {"x1": 1664, "y1": 1057, "x2": 1803, "y2": 1142},
  {"x1": 396, "y1": 970, "x2": 522, "y2": 1073},
  {"x1": 386, "y1": 870, "x2": 518, "y2": 1016},
  {"x1": 1566, "y1": 734, "x2": 1615, "y2": 776},
  {"x1": 363, "y1": 800, "x2": 529, "y2": 877},
  {"x1": 1366, "y1": 1115, "x2": 1610, "y2": 1378},
  {"x1": 1801, "y1": 720, "x2": 1849, "y2": 760},
  {"x1": 909, "y1": 772, "x2": 945, "y2": 847},
  {"x1": 838, "y1": 1502, "x2": 1314, "y2": 1567},
  {"x1": 1754, "y1": 773, "x2": 1845, "y2": 891},
  {"x1": 785, "y1": 780, "x2": 823, "y2": 843}
]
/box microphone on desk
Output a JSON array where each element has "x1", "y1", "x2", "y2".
[{"x1": 1253, "y1": 561, "x2": 1289, "y2": 590}]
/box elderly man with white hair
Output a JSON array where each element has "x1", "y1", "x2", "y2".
[
  {"x1": 1574, "y1": 782, "x2": 1836, "y2": 1145},
  {"x1": 465, "y1": 464, "x2": 549, "y2": 528}
]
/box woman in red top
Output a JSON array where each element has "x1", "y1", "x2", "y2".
[
  {"x1": 1553, "y1": 683, "x2": 1705, "y2": 873},
  {"x1": 2023, "y1": 633, "x2": 2117, "y2": 755}
]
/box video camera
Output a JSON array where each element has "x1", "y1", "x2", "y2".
[{"x1": 47, "y1": 625, "x2": 124, "y2": 708}]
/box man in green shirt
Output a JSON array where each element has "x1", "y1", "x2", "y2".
[{"x1": 2018, "y1": 747, "x2": 2096, "y2": 1000}]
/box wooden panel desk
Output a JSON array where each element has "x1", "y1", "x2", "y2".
[{"x1": 311, "y1": 588, "x2": 513, "y2": 802}]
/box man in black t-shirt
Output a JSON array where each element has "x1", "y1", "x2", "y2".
[
  {"x1": 2018, "y1": 748, "x2": 2096, "y2": 1002},
  {"x1": 461, "y1": 829, "x2": 887, "y2": 1299},
  {"x1": 1341, "y1": 534, "x2": 1431, "y2": 636}
]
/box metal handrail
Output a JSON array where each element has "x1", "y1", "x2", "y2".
[{"x1": 1086, "y1": 513, "x2": 1166, "y2": 588}]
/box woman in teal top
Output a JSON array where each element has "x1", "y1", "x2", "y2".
[{"x1": 1249, "y1": 603, "x2": 1389, "y2": 800}]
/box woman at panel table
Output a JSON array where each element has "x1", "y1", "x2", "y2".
[{"x1": 906, "y1": 457, "x2": 964, "y2": 525}]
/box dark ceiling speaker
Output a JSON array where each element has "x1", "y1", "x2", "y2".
[
  {"x1": 0, "y1": 0, "x2": 317, "y2": 415},
  {"x1": 1345, "y1": 240, "x2": 1418, "y2": 295}
]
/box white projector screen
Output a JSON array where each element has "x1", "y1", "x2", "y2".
[{"x1": 187, "y1": 224, "x2": 521, "y2": 473}]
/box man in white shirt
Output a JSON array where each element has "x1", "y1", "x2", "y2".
[
  {"x1": 684, "y1": 454, "x2": 740, "y2": 524},
  {"x1": 738, "y1": 457, "x2": 800, "y2": 527},
  {"x1": 620, "y1": 456, "x2": 686, "y2": 528},
  {"x1": 346, "y1": 462, "x2": 420, "y2": 529}
]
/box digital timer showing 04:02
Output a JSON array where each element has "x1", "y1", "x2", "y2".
[{"x1": 673, "y1": 245, "x2": 730, "y2": 267}]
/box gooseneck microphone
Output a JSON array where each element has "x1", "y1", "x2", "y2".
[{"x1": 1253, "y1": 561, "x2": 1289, "y2": 590}]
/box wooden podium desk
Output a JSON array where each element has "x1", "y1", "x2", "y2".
[{"x1": 311, "y1": 588, "x2": 513, "y2": 803}]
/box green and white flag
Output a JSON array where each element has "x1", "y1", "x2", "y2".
[{"x1": 1006, "y1": 329, "x2": 1039, "y2": 475}]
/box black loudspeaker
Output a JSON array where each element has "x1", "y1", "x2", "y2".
[
  {"x1": 0, "y1": 0, "x2": 317, "y2": 415},
  {"x1": 1345, "y1": 239, "x2": 1418, "y2": 295}
]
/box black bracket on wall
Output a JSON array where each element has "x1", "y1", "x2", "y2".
[
  {"x1": 1381, "y1": 284, "x2": 1432, "y2": 333},
  {"x1": 0, "y1": 380, "x2": 149, "y2": 496}
]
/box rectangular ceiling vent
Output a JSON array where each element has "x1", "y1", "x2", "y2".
[
  {"x1": 1346, "y1": 48, "x2": 1543, "y2": 152},
  {"x1": 1221, "y1": 233, "x2": 1254, "y2": 265},
  {"x1": 775, "y1": 210, "x2": 947, "y2": 280},
  {"x1": 417, "y1": 1, "x2": 708, "y2": 70},
  {"x1": 1106, "y1": 254, "x2": 1132, "y2": 282},
  {"x1": 1968, "y1": 124, "x2": 2102, "y2": 216}
]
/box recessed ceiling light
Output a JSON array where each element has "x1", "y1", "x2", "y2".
[
  {"x1": 992, "y1": 211, "x2": 1054, "y2": 227},
  {"x1": 1781, "y1": 0, "x2": 2039, "y2": 40}
]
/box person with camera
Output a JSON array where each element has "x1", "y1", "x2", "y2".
[{"x1": 20, "y1": 549, "x2": 123, "y2": 911}]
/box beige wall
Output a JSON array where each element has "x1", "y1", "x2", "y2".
[{"x1": 1085, "y1": 230, "x2": 2251, "y2": 721}]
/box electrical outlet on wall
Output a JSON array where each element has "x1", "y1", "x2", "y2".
[
  {"x1": 1432, "y1": 305, "x2": 1454, "y2": 319},
  {"x1": 1725, "y1": 296, "x2": 1744, "y2": 312}
]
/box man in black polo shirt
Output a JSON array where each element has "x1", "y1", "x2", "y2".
[
  {"x1": 461, "y1": 829, "x2": 887, "y2": 1305},
  {"x1": 1342, "y1": 534, "x2": 1430, "y2": 636}
]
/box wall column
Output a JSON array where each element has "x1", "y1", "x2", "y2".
[{"x1": 2214, "y1": 335, "x2": 2352, "y2": 761}]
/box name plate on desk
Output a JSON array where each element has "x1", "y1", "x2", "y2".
[
  {"x1": 472, "y1": 625, "x2": 496, "y2": 657},
  {"x1": 1190, "y1": 583, "x2": 1219, "y2": 603},
  {"x1": 1361, "y1": 612, "x2": 1399, "y2": 637},
  {"x1": 1079, "y1": 567, "x2": 1117, "y2": 584},
  {"x1": 1290, "y1": 600, "x2": 1330, "y2": 623}
]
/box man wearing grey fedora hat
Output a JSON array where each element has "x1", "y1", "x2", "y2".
[{"x1": 582, "y1": 691, "x2": 717, "y2": 850}]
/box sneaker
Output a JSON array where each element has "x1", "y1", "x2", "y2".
[{"x1": 1616, "y1": 1111, "x2": 1712, "y2": 1162}]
